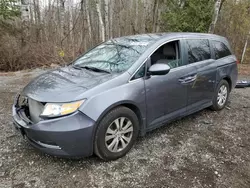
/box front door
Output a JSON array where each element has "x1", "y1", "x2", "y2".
[
  {"x1": 145, "y1": 65, "x2": 198, "y2": 129},
  {"x1": 145, "y1": 40, "x2": 191, "y2": 129}
]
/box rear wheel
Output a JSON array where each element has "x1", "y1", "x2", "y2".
[
  {"x1": 211, "y1": 79, "x2": 229, "y2": 111},
  {"x1": 94, "y1": 106, "x2": 139, "y2": 160}
]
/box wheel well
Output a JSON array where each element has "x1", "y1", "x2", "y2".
[
  {"x1": 92, "y1": 103, "x2": 144, "y2": 152},
  {"x1": 122, "y1": 103, "x2": 143, "y2": 130},
  {"x1": 96, "y1": 103, "x2": 144, "y2": 131},
  {"x1": 223, "y1": 77, "x2": 232, "y2": 91}
]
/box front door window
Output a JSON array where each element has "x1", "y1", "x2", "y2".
[{"x1": 150, "y1": 40, "x2": 183, "y2": 69}]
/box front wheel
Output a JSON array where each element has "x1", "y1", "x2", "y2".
[
  {"x1": 211, "y1": 80, "x2": 230, "y2": 111},
  {"x1": 94, "y1": 107, "x2": 139, "y2": 160}
]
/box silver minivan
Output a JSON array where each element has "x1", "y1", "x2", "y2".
[{"x1": 13, "y1": 33, "x2": 238, "y2": 160}]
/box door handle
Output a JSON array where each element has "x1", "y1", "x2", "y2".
[{"x1": 179, "y1": 75, "x2": 197, "y2": 84}]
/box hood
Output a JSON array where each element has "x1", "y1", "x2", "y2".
[{"x1": 22, "y1": 66, "x2": 117, "y2": 102}]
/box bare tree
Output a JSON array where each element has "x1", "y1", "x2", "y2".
[
  {"x1": 134, "y1": 0, "x2": 139, "y2": 34},
  {"x1": 96, "y1": 0, "x2": 105, "y2": 41},
  {"x1": 86, "y1": 0, "x2": 92, "y2": 41},
  {"x1": 20, "y1": 0, "x2": 30, "y2": 47},
  {"x1": 59, "y1": 0, "x2": 66, "y2": 42},
  {"x1": 2, "y1": 0, "x2": 250, "y2": 72},
  {"x1": 108, "y1": 0, "x2": 114, "y2": 38},
  {"x1": 104, "y1": 0, "x2": 109, "y2": 39},
  {"x1": 21, "y1": 0, "x2": 30, "y2": 21},
  {"x1": 209, "y1": 0, "x2": 225, "y2": 33},
  {"x1": 33, "y1": 0, "x2": 42, "y2": 43},
  {"x1": 152, "y1": 0, "x2": 160, "y2": 32},
  {"x1": 241, "y1": 31, "x2": 250, "y2": 63}
]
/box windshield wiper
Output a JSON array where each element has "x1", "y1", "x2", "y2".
[
  {"x1": 76, "y1": 65, "x2": 111, "y2": 74},
  {"x1": 72, "y1": 64, "x2": 82, "y2": 70}
]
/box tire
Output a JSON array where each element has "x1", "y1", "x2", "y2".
[
  {"x1": 94, "y1": 106, "x2": 139, "y2": 161},
  {"x1": 211, "y1": 79, "x2": 230, "y2": 111}
]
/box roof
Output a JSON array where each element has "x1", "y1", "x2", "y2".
[{"x1": 115, "y1": 32, "x2": 226, "y2": 42}]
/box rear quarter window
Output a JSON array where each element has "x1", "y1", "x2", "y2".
[
  {"x1": 212, "y1": 40, "x2": 232, "y2": 60},
  {"x1": 185, "y1": 39, "x2": 211, "y2": 64}
]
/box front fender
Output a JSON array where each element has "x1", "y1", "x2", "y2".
[{"x1": 79, "y1": 79, "x2": 146, "y2": 125}]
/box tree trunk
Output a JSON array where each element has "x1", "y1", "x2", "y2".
[
  {"x1": 156, "y1": 4, "x2": 162, "y2": 32},
  {"x1": 21, "y1": 0, "x2": 30, "y2": 21},
  {"x1": 142, "y1": 0, "x2": 147, "y2": 33},
  {"x1": 241, "y1": 31, "x2": 250, "y2": 63},
  {"x1": 59, "y1": 0, "x2": 66, "y2": 43},
  {"x1": 80, "y1": 0, "x2": 86, "y2": 52},
  {"x1": 33, "y1": 0, "x2": 42, "y2": 43},
  {"x1": 134, "y1": 0, "x2": 139, "y2": 34},
  {"x1": 109, "y1": 0, "x2": 113, "y2": 38},
  {"x1": 152, "y1": 0, "x2": 159, "y2": 32},
  {"x1": 209, "y1": 0, "x2": 225, "y2": 33},
  {"x1": 96, "y1": 0, "x2": 105, "y2": 42},
  {"x1": 86, "y1": 0, "x2": 92, "y2": 42},
  {"x1": 118, "y1": 0, "x2": 121, "y2": 36},
  {"x1": 126, "y1": 0, "x2": 132, "y2": 35},
  {"x1": 104, "y1": 0, "x2": 109, "y2": 40},
  {"x1": 20, "y1": 0, "x2": 30, "y2": 47}
]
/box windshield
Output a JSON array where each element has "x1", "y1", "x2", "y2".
[{"x1": 73, "y1": 35, "x2": 157, "y2": 73}]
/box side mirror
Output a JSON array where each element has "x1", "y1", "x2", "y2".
[{"x1": 148, "y1": 63, "x2": 171, "y2": 76}]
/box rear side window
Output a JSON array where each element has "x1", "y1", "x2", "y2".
[
  {"x1": 212, "y1": 41, "x2": 232, "y2": 59},
  {"x1": 185, "y1": 39, "x2": 211, "y2": 64}
]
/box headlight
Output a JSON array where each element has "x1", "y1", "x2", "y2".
[{"x1": 40, "y1": 100, "x2": 85, "y2": 117}]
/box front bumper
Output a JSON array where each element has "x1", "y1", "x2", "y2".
[{"x1": 12, "y1": 100, "x2": 96, "y2": 158}]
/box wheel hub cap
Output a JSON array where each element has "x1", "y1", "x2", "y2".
[
  {"x1": 217, "y1": 85, "x2": 228, "y2": 106},
  {"x1": 105, "y1": 117, "x2": 133, "y2": 153}
]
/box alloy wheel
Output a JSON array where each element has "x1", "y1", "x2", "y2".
[
  {"x1": 217, "y1": 85, "x2": 228, "y2": 106},
  {"x1": 105, "y1": 117, "x2": 133, "y2": 153}
]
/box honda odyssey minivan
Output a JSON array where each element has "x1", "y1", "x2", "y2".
[{"x1": 12, "y1": 33, "x2": 238, "y2": 160}]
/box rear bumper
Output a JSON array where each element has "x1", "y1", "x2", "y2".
[{"x1": 12, "y1": 103, "x2": 96, "y2": 158}]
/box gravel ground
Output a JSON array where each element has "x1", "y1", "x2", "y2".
[{"x1": 0, "y1": 70, "x2": 250, "y2": 188}]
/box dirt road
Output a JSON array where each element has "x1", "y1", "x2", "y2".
[{"x1": 0, "y1": 70, "x2": 250, "y2": 188}]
